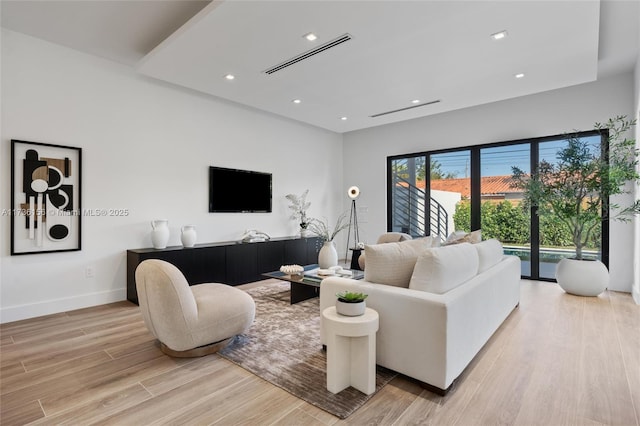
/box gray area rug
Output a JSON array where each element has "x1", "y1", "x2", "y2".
[{"x1": 218, "y1": 281, "x2": 397, "y2": 419}]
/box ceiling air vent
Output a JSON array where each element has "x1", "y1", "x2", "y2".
[
  {"x1": 264, "y1": 33, "x2": 352, "y2": 75},
  {"x1": 370, "y1": 100, "x2": 441, "y2": 118}
]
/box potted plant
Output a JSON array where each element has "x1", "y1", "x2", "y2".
[
  {"x1": 512, "y1": 115, "x2": 639, "y2": 296},
  {"x1": 335, "y1": 291, "x2": 368, "y2": 316},
  {"x1": 307, "y1": 212, "x2": 349, "y2": 268},
  {"x1": 286, "y1": 190, "x2": 311, "y2": 236}
]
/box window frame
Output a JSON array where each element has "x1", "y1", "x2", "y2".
[{"x1": 387, "y1": 130, "x2": 609, "y2": 281}]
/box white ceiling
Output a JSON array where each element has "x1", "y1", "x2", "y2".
[{"x1": 2, "y1": 1, "x2": 639, "y2": 134}]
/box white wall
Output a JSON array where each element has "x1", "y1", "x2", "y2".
[
  {"x1": 344, "y1": 72, "x2": 636, "y2": 293},
  {"x1": 1, "y1": 29, "x2": 344, "y2": 322}
]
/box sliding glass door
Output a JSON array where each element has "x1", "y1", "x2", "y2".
[
  {"x1": 431, "y1": 150, "x2": 471, "y2": 237},
  {"x1": 480, "y1": 144, "x2": 531, "y2": 276},
  {"x1": 388, "y1": 151, "x2": 471, "y2": 240},
  {"x1": 389, "y1": 156, "x2": 426, "y2": 236},
  {"x1": 388, "y1": 131, "x2": 607, "y2": 281},
  {"x1": 536, "y1": 135, "x2": 603, "y2": 279}
]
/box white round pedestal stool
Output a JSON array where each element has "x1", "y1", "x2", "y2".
[{"x1": 322, "y1": 306, "x2": 379, "y2": 395}]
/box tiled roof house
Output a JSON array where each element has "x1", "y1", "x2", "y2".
[{"x1": 416, "y1": 175, "x2": 523, "y2": 201}]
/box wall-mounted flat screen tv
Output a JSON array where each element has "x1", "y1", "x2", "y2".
[{"x1": 209, "y1": 166, "x2": 272, "y2": 213}]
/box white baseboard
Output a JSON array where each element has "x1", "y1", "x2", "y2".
[{"x1": 0, "y1": 289, "x2": 127, "y2": 324}]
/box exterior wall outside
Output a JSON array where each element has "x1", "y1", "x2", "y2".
[{"x1": 430, "y1": 189, "x2": 460, "y2": 237}]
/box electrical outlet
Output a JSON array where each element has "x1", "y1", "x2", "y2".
[{"x1": 85, "y1": 266, "x2": 95, "y2": 278}]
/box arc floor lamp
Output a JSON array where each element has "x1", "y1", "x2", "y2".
[{"x1": 345, "y1": 186, "x2": 360, "y2": 262}]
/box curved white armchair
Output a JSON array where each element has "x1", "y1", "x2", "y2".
[{"x1": 135, "y1": 259, "x2": 255, "y2": 357}]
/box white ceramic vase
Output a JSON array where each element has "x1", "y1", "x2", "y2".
[
  {"x1": 318, "y1": 240, "x2": 338, "y2": 268},
  {"x1": 555, "y1": 258, "x2": 609, "y2": 297},
  {"x1": 150, "y1": 219, "x2": 170, "y2": 249},
  {"x1": 181, "y1": 225, "x2": 197, "y2": 248},
  {"x1": 336, "y1": 300, "x2": 366, "y2": 316},
  {"x1": 300, "y1": 228, "x2": 312, "y2": 238}
]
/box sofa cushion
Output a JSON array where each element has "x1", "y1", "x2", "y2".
[
  {"x1": 359, "y1": 235, "x2": 439, "y2": 270},
  {"x1": 409, "y1": 243, "x2": 480, "y2": 294},
  {"x1": 474, "y1": 238, "x2": 504, "y2": 272},
  {"x1": 363, "y1": 238, "x2": 429, "y2": 287}
]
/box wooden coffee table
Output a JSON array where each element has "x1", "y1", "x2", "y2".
[{"x1": 262, "y1": 264, "x2": 365, "y2": 304}]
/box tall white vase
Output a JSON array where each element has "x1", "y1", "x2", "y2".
[
  {"x1": 181, "y1": 225, "x2": 197, "y2": 248},
  {"x1": 319, "y1": 240, "x2": 338, "y2": 268},
  {"x1": 151, "y1": 220, "x2": 170, "y2": 249}
]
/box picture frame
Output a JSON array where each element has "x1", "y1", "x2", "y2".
[{"x1": 11, "y1": 140, "x2": 82, "y2": 255}]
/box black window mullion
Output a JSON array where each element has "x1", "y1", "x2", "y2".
[
  {"x1": 386, "y1": 158, "x2": 393, "y2": 232},
  {"x1": 425, "y1": 154, "x2": 432, "y2": 236},
  {"x1": 530, "y1": 141, "x2": 540, "y2": 280},
  {"x1": 600, "y1": 130, "x2": 610, "y2": 269},
  {"x1": 470, "y1": 148, "x2": 482, "y2": 232}
]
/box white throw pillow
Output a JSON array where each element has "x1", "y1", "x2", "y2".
[
  {"x1": 409, "y1": 243, "x2": 480, "y2": 294},
  {"x1": 474, "y1": 238, "x2": 504, "y2": 272},
  {"x1": 363, "y1": 239, "x2": 426, "y2": 287}
]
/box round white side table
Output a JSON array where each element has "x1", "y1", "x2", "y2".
[{"x1": 322, "y1": 306, "x2": 379, "y2": 395}]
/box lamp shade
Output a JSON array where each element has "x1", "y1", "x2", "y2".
[{"x1": 348, "y1": 186, "x2": 360, "y2": 200}]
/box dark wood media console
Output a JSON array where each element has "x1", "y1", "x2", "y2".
[{"x1": 127, "y1": 236, "x2": 321, "y2": 305}]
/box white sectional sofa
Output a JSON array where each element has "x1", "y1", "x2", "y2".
[{"x1": 320, "y1": 238, "x2": 521, "y2": 394}]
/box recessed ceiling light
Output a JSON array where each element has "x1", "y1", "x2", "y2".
[
  {"x1": 303, "y1": 33, "x2": 317, "y2": 41},
  {"x1": 515, "y1": 73, "x2": 525, "y2": 79},
  {"x1": 292, "y1": 99, "x2": 301, "y2": 104},
  {"x1": 411, "y1": 99, "x2": 420, "y2": 104},
  {"x1": 224, "y1": 74, "x2": 235, "y2": 80},
  {"x1": 340, "y1": 117, "x2": 348, "y2": 121},
  {"x1": 491, "y1": 30, "x2": 508, "y2": 40}
]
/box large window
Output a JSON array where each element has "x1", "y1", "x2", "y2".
[
  {"x1": 480, "y1": 144, "x2": 532, "y2": 276},
  {"x1": 388, "y1": 131, "x2": 608, "y2": 281}
]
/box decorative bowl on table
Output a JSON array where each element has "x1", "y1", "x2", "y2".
[{"x1": 280, "y1": 264, "x2": 304, "y2": 280}]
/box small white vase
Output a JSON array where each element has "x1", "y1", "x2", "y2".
[
  {"x1": 181, "y1": 225, "x2": 197, "y2": 248},
  {"x1": 318, "y1": 240, "x2": 338, "y2": 268},
  {"x1": 300, "y1": 228, "x2": 311, "y2": 238},
  {"x1": 336, "y1": 300, "x2": 366, "y2": 316},
  {"x1": 556, "y1": 258, "x2": 609, "y2": 297},
  {"x1": 151, "y1": 220, "x2": 170, "y2": 249}
]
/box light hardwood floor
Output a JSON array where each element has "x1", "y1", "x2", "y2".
[{"x1": 1, "y1": 280, "x2": 639, "y2": 425}]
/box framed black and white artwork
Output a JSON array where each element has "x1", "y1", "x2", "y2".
[{"x1": 11, "y1": 140, "x2": 82, "y2": 255}]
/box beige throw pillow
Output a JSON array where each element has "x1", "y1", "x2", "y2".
[
  {"x1": 403, "y1": 237, "x2": 439, "y2": 251},
  {"x1": 444, "y1": 229, "x2": 482, "y2": 245},
  {"x1": 409, "y1": 242, "x2": 479, "y2": 294},
  {"x1": 363, "y1": 238, "x2": 427, "y2": 287}
]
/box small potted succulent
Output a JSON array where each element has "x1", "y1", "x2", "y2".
[{"x1": 335, "y1": 291, "x2": 368, "y2": 316}]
